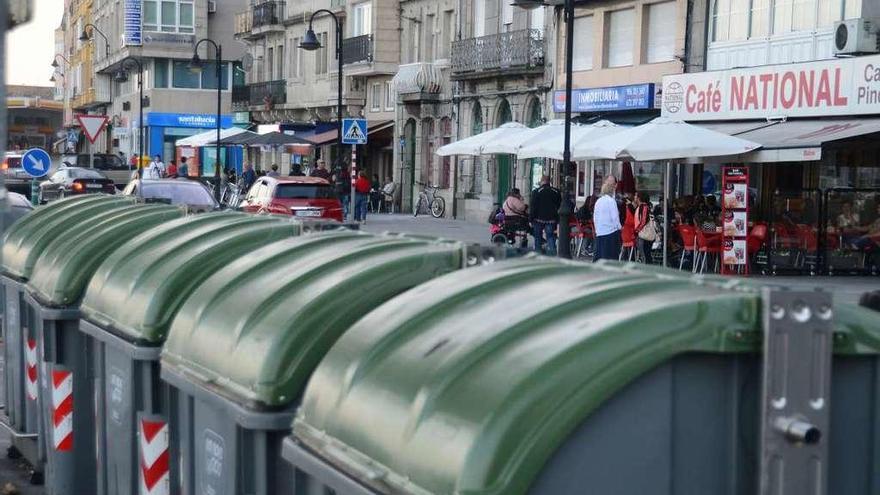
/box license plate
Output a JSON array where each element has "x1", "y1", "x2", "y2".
[
  {"x1": 86, "y1": 184, "x2": 103, "y2": 189},
  {"x1": 294, "y1": 210, "x2": 321, "y2": 217}
]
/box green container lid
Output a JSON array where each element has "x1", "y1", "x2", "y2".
[
  {"x1": 81, "y1": 213, "x2": 301, "y2": 344},
  {"x1": 161, "y1": 231, "x2": 465, "y2": 408},
  {"x1": 292, "y1": 259, "x2": 880, "y2": 495},
  {"x1": 2, "y1": 195, "x2": 133, "y2": 281},
  {"x1": 28, "y1": 204, "x2": 184, "y2": 307}
]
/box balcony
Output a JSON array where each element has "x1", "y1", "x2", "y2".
[
  {"x1": 342, "y1": 35, "x2": 373, "y2": 65},
  {"x1": 451, "y1": 29, "x2": 544, "y2": 79},
  {"x1": 71, "y1": 86, "x2": 112, "y2": 110},
  {"x1": 236, "y1": 1, "x2": 285, "y2": 39},
  {"x1": 232, "y1": 85, "x2": 250, "y2": 112},
  {"x1": 249, "y1": 80, "x2": 287, "y2": 108},
  {"x1": 392, "y1": 62, "x2": 443, "y2": 102}
]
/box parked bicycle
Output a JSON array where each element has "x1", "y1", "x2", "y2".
[{"x1": 413, "y1": 183, "x2": 446, "y2": 218}]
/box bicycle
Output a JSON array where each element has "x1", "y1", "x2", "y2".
[{"x1": 413, "y1": 183, "x2": 446, "y2": 218}]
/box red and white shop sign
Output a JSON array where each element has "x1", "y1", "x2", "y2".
[{"x1": 662, "y1": 54, "x2": 880, "y2": 121}]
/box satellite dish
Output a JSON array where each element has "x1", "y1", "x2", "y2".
[{"x1": 241, "y1": 53, "x2": 254, "y2": 72}]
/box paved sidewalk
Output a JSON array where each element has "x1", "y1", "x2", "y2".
[{"x1": 0, "y1": 342, "x2": 44, "y2": 495}]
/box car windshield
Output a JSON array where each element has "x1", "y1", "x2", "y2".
[
  {"x1": 275, "y1": 184, "x2": 336, "y2": 199},
  {"x1": 141, "y1": 182, "x2": 216, "y2": 207},
  {"x1": 5, "y1": 156, "x2": 21, "y2": 168},
  {"x1": 69, "y1": 168, "x2": 105, "y2": 179}
]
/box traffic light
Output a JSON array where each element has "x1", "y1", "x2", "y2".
[{"x1": 9, "y1": 0, "x2": 32, "y2": 29}]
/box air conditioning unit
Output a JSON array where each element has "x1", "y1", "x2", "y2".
[
  {"x1": 207, "y1": 0, "x2": 217, "y2": 13},
  {"x1": 834, "y1": 18, "x2": 880, "y2": 55}
]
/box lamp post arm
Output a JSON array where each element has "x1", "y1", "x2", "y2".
[{"x1": 83, "y1": 23, "x2": 111, "y2": 59}]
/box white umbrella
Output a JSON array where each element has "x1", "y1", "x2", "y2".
[
  {"x1": 435, "y1": 122, "x2": 527, "y2": 156},
  {"x1": 517, "y1": 120, "x2": 624, "y2": 160},
  {"x1": 587, "y1": 116, "x2": 761, "y2": 161},
  {"x1": 481, "y1": 119, "x2": 565, "y2": 155}
]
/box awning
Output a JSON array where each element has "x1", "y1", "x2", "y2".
[
  {"x1": 697, "y1": 118, "x2": 880, "y2": 163},
  {"x1": 175, "y1": 127, "x2": 247, "y2": 147},
  {"x1": 307, "y1": 120, "x2": 394, "y2": 146}
]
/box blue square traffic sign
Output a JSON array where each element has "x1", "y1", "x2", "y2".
[{"x1": 342, "y1": 119, "x2": 368, "y2": 145}]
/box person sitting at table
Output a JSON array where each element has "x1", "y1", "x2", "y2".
[
  {"x1": 851, "y1": 203, "x2": 880, "y2": 251},
  {"x1": 837, "y1": 201, "x2": 860, "y2": 229}
]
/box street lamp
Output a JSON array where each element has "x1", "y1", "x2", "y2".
[
  {"x1": 300, "y1": 11, "x2": 347, "y2": 218},
  {"x1": 190, "y1": 39, "x2": 224, "y2": 203},
  {"x1": 79, "y1": 23, "x2": 110, "y2": 61},
  {"x1": 515, "y1": 0, "x2": 575, "y2": 258},
  {"x1": 51, "y1": 53, "x2": 70, "y2": 69},
  {"x1": 113, "y1": 57, "x2": 144, "y2": 178}
]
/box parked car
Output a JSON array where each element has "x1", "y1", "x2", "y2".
[
  {"x1": 61, "y1": 153, "x2": 132, "y2": 187},
  {"x1": 3, "y1": 192, "x2": 34, "y2": 229},
  {"x1": 38, "y1": 166, "x2": 117, "y2": 203},
  {"x1": 239, "y1": 176, "x2": 343, "y2": 221},
  {"x1": 122, "y1": 178, "x2": 220, "y2": 213},
  {"x1": 3, "y1": 151, "x2": 38, "y2": 198}
]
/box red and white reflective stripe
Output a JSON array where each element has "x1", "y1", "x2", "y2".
[
  {"x1": 51, "y1": 370, "x2": 73, "y2": 452},
  {"x1": 24, "y1": 339, "x2": 37, "y2": 401},
  {"x1": 139, "y1": 419, "x2": 169, "y2": 495}
]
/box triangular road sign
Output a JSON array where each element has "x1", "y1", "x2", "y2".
[
  {"x1": 77, "y1": 114, "x2": 110, "y2": 144},
  {"x1": 342, "y1": 119, "x2": 367, "y2": 144}
]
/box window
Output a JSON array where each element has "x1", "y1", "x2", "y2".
[
  {"x1": 474, "y1": 0, "x2": 486, "y2": 37},
  {"x1": 144, "y1": 0, "x2": 195, "y2": 33},
  {"x1": 277, "y1": 45, "x2": 284, "y2": 80},
  {"x1": 385, "y1": 81, "x2": 395, "y2": 110},
  {"x1": 154, "y1": 59, "x2": 169, "y2": 88},
  {"x1": 606, "y1": 9, "x2": 634, "y2": 67},
  {"x1": 712, "y1": 0, "x2": 749, "y2": 41},
  {"x1": 440, "y1": 118, "x2": 452, "y2": 189},
  {"x1": 501, "y1": 0, "x2": 513, "y2": 28},
  {"x1": 750, "y1": 0, "x2": 770, "y2": 37},
  {"x1": 315, "y1": 33, "x2": 329, "y2": 75},
  {"x1": 291, "y1": 38, "x2": 300, "y2": 77},
  {"x1": 267, "y1": 47, "x2": 274, "y2": 80},
  {"x1": 792, "y1": 0, "x2": 816, "y2": 31},
  {"x1": 440, "y1": 10, "x2": 453, "y2": 59},
  {"x1": 352, "y1": 2, "x2": 372, "y2": 36},
  {"x1": 646, "y1": 2, "x2": 676, "y2": 63},
  {"x1": 572, "y1": 15, "x2": 594, "y2": 70},
  {"x1": 371, "y1": 83, "x2": 382, "y2": 111},
  {"x1": 200, "y1": 62, "x2": 229, "y2": 90},
  {"x1": 172, "y1": 60, "x2": 200, "y2": 88},
  {"x1": 426, "y1": 14, "x2": 435, "y2": 62},
  {"x1": 530, "y1": 6, "x2": 545, "y2": 34}
]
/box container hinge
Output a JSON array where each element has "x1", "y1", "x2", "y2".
[{"x1": 759, "y1": 289, "x2": 833, "y2": 495}]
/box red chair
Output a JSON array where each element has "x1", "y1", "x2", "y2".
[
  {"x1": 695, "y1": 230, "x2": 722, "y2": 273},
  {"x1": 620, "y1": 224, "x2": 635, "y2": 261},
  {"x1": 771, "y1": 223, "x2": 799, "y2": 250},
  {"x1": 573, "y1": 221, "x2": 594, "y2": 259},
  {"x1": 677, "y1": 225, "x2": 697, "y2": 271},
  {"x1": 794, "y1": 224, "x2": 818, "y2": 268}
]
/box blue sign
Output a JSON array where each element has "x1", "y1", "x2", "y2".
[
  {"x1": 554, "y1": 84, "x2": 655, "y2": 113},
  {"x1": 21, "y1": 148, "x2": 51, "y2": 178},
  {"x1": 123, "y1": 0, "x2": 142, "y2": 46},
  {"x1": 342, "y1": 118, "x2": 368, "y2": 145},
  {"x1": 146, "y1": 113, "x2": 234, "y2": 129}
]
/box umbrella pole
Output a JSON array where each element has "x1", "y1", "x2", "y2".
[{"x1": 663, "y1": 161, "x2": 671, "y2": 267}]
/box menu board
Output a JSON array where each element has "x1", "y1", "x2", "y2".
[{"x1": 721, "y1": 166, "x2": 749, "y2": 274}]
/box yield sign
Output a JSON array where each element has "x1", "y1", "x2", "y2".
[{"x1": 76, "y1": 114, "x2": 110, "y2": 144}]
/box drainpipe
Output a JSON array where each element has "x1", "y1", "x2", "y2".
[{"x1": 452, "y1": 0, "x2": 463, "y2": 220}]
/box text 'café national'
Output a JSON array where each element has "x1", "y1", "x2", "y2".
[{"x1": 662, "y1": 54, "x2": 880, "y2": 120}]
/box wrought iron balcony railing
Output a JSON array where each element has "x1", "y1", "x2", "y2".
[
  {"x1": 252, "y1": 1, "x2": 285, "y2": 29},
  {"x1": 249, "y1": 80, "x2": 287, "y2": 107},
  {"x1": 451, "y1": 29, "x2": 544, "y2": 75},
  {"x1": 342, "y1": 35, "x2": 372, "y2": 65},
  {"x1": 232, "y1": 85, "x2": 250, "y2": 104}
]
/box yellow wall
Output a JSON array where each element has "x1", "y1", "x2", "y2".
[{"x1": 69, "y1": 0, "x2": 96, "y2": 109}]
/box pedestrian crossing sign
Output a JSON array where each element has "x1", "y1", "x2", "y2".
[{"x1": 342, "y1": 118, "x2": 368, "y2": 145}]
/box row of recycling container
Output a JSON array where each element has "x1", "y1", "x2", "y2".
[{"x1": 0, "y1": 194, "x2": 879, "y2": 495}]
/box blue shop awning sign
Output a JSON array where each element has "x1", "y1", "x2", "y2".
[{"x1": 554, "y1": 84, "x2": 655, "y2": 113}]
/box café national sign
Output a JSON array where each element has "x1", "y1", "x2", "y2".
[{"x1": 661, "y1": 54, "x2": 880, "y2": 121}]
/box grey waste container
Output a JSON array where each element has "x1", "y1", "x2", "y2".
[
  {"x1": 25, "y1": 203, "x2": 183, "y2": 495},
  {"x1": 0, "y1": 195, "x2": 132, "y2": 482},
  {"x1": 283, "y1": 259, "x2": 880, "y2": 495},
  {"x1": 159, "y1": 232, "x2": 479, "y2": 495},
  {"x1": 77, "y1": 212, "x2": 301, "y2": 495}
]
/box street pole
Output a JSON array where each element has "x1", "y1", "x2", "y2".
[
  {"x1": 1, "y1": 0, "x2": 8, "y2": 229},
  {"x1": 556, "y1": 0, "x2": 575, "y2": 258},
  {"x1": 351, "y1": 147, "x2": 357, "y2": 221},
  {"x1": 301, "y1": 11, "x2": 344, "y2": 216},
  {"x1": 193, "y1": 39, "x2": 224, "y2": 202}
]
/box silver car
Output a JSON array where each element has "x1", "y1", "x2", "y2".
[{"x1": 122, "y1": 179, "x2": 221, "y2": 213}]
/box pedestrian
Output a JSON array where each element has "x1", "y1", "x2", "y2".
[
  {"x1": 530, "y1": 175, "x2": 562, "y2": 255},
  {"x1": 311, "y1": 159, "x2": 331, "y2": 181},
  {"x1": 146, "y1": 154, "x2": 166, "y2": 179},
  {"x1": 593, "y1": 176, "x2": 622, "y2": 261},
  {"x1": 355, "y1": 171, "x2": 371, "y2": 222},
  {"x1": 290, "y1": 161, "x2": 304, "y2": 176},
  {"x1": 267, "y1": 164, "x2": 280, "y2": 178},
  {"x1": 334, "y1": 167, "x2": 350, "y2": 220},
  {"x1": 178, "y1": 156, "x2": 189, "y2": 178},
  {"x1": 634, "y1": 192, "x2": 655, "y2": 264},
  {"x1": 166, "y1": 160, "x2": 178, "y2": 178},
  {"x1": 241, "y1": 163, "x2": 257, "y2": 192}
]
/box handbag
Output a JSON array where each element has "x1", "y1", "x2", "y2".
[{"x1": 637, "y1": 206, "x2": 658, "y2": 242}]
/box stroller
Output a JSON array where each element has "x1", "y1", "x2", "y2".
[{"x1": 489, "y1": 204, "x2": 531, "y2": 249}]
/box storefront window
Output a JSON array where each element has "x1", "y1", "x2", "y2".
[{"x1": 820, "y1": 165, "x2": 880, "y2": 189}]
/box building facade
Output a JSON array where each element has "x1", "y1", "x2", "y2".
[{"x1": 87, "y1": 0, "x2": 246, "y2": 172}]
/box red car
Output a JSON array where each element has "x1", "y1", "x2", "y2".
[{"x1": 239, "y1": 176, "x2": 344, "y2": 221}]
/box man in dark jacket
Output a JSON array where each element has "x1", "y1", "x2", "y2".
[{"x1": 530, "y1": 175, "x2": 562, "y2": 255}]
